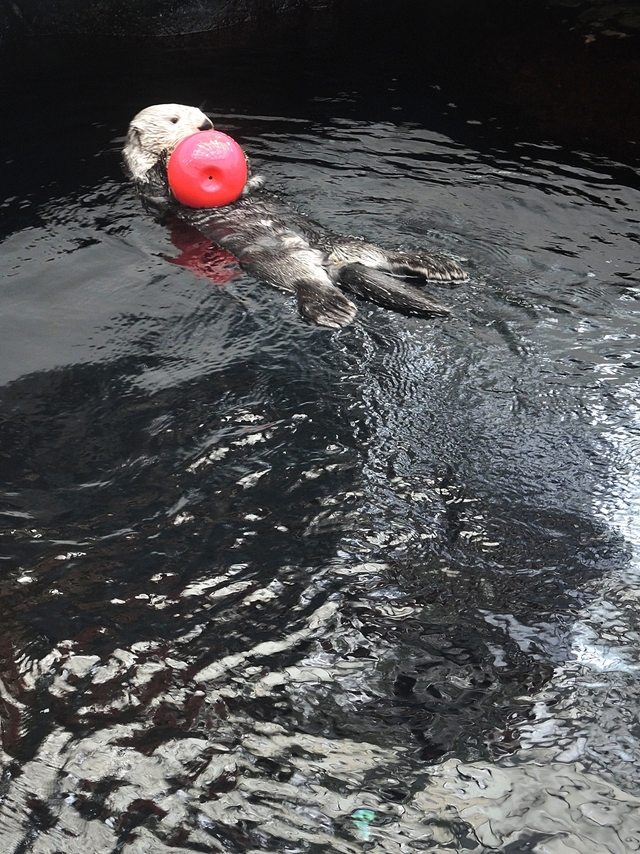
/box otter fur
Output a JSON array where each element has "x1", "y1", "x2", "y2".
[{"x1": 123, "y1": 103, "x2": 467, "y2": 328}]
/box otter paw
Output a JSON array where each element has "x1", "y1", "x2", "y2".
[{"x1": 296, "y1": 281, "x2": 357, "y2": 328}]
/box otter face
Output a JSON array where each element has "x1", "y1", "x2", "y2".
[{"x1": 123, "y1": 104, "x2": 213, "y2": 180}]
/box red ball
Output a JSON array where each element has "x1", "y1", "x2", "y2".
[{"x1": 167, "y1": 130, "x2": 248, "y2": 208}]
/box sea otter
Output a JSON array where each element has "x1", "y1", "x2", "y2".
[{"x1": 123, "y1": 103, "x2": 467, "y2": 328}]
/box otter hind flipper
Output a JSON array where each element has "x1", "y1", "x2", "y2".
[
  {"x1": 386, "y1": 251, "x2": 468, "y2": 285},
  {"x1": 329, "y1": 240, "x2": 467, "y2": 288},
  {"x1": 295, "y1": 280, "x2": 358, "y2": 328},
  {"x1": 337, "y1": 264, "x2": 451, "y2": 317}
]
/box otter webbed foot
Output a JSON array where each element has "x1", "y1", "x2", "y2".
[
  {"x1": 338, "y1": 263, "x2": 451, "y2": 317},
  {"x1": 295, "y1": 280, "x2": 358, "y2": 328},
  {"x1": 387, "y1": 251, "x2": 468, "y2": 285},
  {"x1": 328, "y1": 239, "x2": 467, "y2": 288}
]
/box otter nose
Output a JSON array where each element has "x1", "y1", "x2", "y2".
[{"x1": 199, "y1": 118, "x2": 214, "y2": 130}]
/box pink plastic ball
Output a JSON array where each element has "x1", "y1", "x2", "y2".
[{"x1": 167, "y1": 130, "x2": 248, "y2": 208}]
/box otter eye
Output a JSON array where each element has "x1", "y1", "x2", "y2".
[{"x1": 170, "y1": 117, "x2": 179, "y2": 124}]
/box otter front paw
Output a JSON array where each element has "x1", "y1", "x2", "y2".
[{"x1": 295, "y1": 280, "x2": 357, "y2": 328}]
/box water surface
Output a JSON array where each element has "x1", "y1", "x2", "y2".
[{"x1": 1, "y1": 3, "x2": 640, "y2": 851}]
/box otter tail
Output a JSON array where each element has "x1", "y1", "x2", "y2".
[{"x1": 337, "y1": 263, "x2": 451, "y2": 317}]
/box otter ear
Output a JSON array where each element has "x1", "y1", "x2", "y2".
[{"x1": 127, "y1": 125, "x2": 142, "y2": 145}]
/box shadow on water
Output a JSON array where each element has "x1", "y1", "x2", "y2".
[{"x1": 1, "y1": 0, "x2": 640, "y2": 851}]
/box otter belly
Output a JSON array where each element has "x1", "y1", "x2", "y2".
[
  {"x1": 187, "y1": 196, "x2": 326, "y2": 292},
  {"x1": 185, "y1": 194, "x2": 359, "y2": 328}
]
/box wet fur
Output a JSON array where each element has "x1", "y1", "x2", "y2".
[{"x1": 123, "y1": 104, "x2": 467, "y2": 328}]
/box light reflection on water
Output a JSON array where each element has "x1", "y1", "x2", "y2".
[{"x1": 1, "y1": 27, "x2": 640, "y2": 854}]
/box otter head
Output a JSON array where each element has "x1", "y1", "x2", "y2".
[{"x1": 123, "y1": 104, "x2": 213, "y2": 181}]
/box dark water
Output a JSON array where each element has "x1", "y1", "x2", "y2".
[{"x1": 1, "y1": 2, "x2": 640, "y2": 851}]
